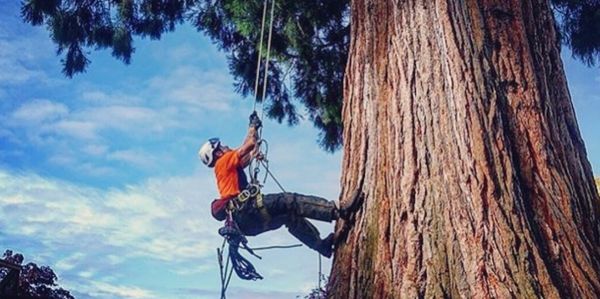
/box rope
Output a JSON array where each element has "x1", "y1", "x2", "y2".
[
  {"x1": 259, "y1": 0, "x2": 276, "y2": 122},
  {"x1": 251, "y1": 0, "x2": 276, "y2": 185},
  {"x1": 251, "y1": 0, "x2": 276, "y2": 127},
  {"x1": 218, "y1": 241, "x2": 302, "y2": 298},
  {"x1": 229, "y1": 245, "x2": 263, "y2": 280},
  {"x1": 259, "y1": 160, "x2": 286, "y2": 193},
  {"x1": 318, "y1": 253, "x2": 322, "y2": 291},
  {"x1": 251, "y1": 244, "x2": 302, "y2": 251},
  {"x1": 249, "y1": 0, "x2": 271, "y2": 183},
  {"x1": 249, "y1": 0, "x2": 276, "y2": 183},
  {"x1": 218, "y1": 240, "x2": 234, "y2": 299},
  {"x1": 252, "y1": 0, "x2": 269, "y2": 112},
  {"x1": 217, "y1": 208, "x2": 302, "y2": 298}
]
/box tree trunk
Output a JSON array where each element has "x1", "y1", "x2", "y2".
[{"x1": 330, "y1": 0, "x2": 600, "y2": 298}]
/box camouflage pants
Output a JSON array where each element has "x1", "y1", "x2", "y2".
[{"x1": 233, "y1": 192, "x2": 336, "y2": 251}]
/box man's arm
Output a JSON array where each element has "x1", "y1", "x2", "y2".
[{"x1": 237, "y1": 126, "x2": 258, "y2": 168}]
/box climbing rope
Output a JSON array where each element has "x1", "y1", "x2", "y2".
[
  {"x1": 258, "y1": 159, "x2": 286, "y2": 193},
  {"x1": 249, "y1": 0, "x2": 276, "y2": 185},
  {"x1": 252, "y1": 0, "x2": 268, "y2": 112},
  {"x1": 259, "y1": 0, "x2": 276, "y2": 123},
  {"x1": 250, "y1": 138, "x2": 287, "y2": 193},
  {"x1": 217, "y1": 209, "x2": 302, "y2": 298}
]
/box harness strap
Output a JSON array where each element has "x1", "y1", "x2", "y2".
[
  {"x1": 224, "y1": 185, "x2": 271, "y2": 224},
  {"x1": 255, "y1": 193, "x2": 271, "y2": 223},
  {"x1": 229, "y1": 193, "x2": 271, "y2": 224}
]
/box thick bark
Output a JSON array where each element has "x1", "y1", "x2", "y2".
[{"x1": 329, "y1": 0, "x2": 600, "y2": 298}]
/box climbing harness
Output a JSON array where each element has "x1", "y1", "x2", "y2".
[
  {"x1": 228, "y1": 183, "x2": 271, "y2": 223},
  {"x1": 230, "y1": 184, "x2": 261, "y2": 207}
]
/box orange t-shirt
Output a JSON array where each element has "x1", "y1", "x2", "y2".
[{"x1": 214, "y1": 150, "x2": 248, "y2": 199}]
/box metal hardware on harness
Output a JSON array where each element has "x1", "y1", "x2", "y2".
[
  {"x1": 237, "y1": 184, "x2": 261, "y2": 203},
  {"x1": 226, "y1": 184, "x2": 265, "y2": 213},
  {"x1": 227, "y1": 184, "x2": 271, "y2": 229}
]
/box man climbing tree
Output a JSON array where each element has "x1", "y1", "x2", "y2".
[
  {"x1": 198, "y1": 112, "x2": 361, "y2": 258},
  {"x1": 22, "y1": 0, "x2": 600, "y2": 297}
]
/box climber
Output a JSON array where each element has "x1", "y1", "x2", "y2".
[{"x1": 198, "y1": 112, "x2": 362, "y2": 258}]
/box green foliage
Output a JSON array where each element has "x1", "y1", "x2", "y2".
[
  {"x1": 20, "y1": 0, "x2": 599, "y2": 151},
  {"x1": 191, "y1": 0, "x2": 349, "y2": 151},
  {"x1": 21, "y1": 0, "x2": 195, "y2": 77},
  {"x1": 0, "y1": 250, "x2": 74, "y2": 299},
  {"x1": 552, "y1": 0, "x2": 600, "y2": 66}
]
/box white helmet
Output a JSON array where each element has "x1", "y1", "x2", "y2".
[{"x1": 198, "y1": 137, "x2": 221, "y2": 167}]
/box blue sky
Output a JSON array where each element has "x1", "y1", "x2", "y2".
[{"x1": 1, "y1": 2, "x2": 599, "y2": 299}]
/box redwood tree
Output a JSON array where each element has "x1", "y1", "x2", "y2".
[
  {"x1": 331, "y1": 0, "x2": 600, "y2": 298},
  {"x1": 21, "y1": 0, "x2": 600, "y2": 298}
]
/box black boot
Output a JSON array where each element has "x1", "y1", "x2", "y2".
[
  {"x1": 316, "y1": 233, "x2": 335, "y2": 258},
  {"x1": 337, "y1": 188, "x2": 364, "y2": 220}
]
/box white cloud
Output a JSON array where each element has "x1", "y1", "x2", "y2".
[
  {"x1": 151, "y1": 38, "x2": 227, "y2": 66},
  {"x1": 50, "y1": 120, "x2": 99, "y2": 140},
  {"x1": 78, "y1": 270, "x2": 95, "y2": 278},
  {"x1": 11, "y1": 99, "x2": 69, "y2": 125},
  {"x1": 87, "y1": 106, "x2": 155, "y2": 124},
  {"x1": 55, "y1": 252, "x2": 87, "y2": 272},
  {"x1": 0, "y1": 38, "x2": 47, "y2": 85},
  {"x1": 0, "y1": 63, "x2": 44, "y2": 85},
  {"x1": 81, "y1": 90, "x2": 110, "y2": 102},
  {"x1": 167, "y1": 44, "x2": 197, "y2": 62},
  {"x1": 0, "y1": 194, "x2": 31, "y2": 205},
  {"x1": 107, "y1": 149, "x2": 157, "y2": 168},
  {"x1": 78, "y1": 105, "x2": 178, "y2": 134},
  {"x1": 148, "y1": 66, "x2": 237, "y2": 111},
  {"x1": 90, "y1": 282, "x2": 155, "y2": 299},
  {"x1": 82, "y1": 144, "x2": 108, "y2": 156},
  {"x1": 80, "y1": 90, "x2": 144, "y2": 105},
  {"x1": 47, "y1": 153, "x2": 76, "y2": 166},
  {"x1": 0, "y1": 12, "x2": 56, "y2": 87},
  {"x1": 0, "y1": 169, "x2": 220, "y2": 262}
]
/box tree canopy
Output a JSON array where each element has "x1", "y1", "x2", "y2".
[
  {"x1": 0, "y1": 250, "x2": 74, "y2": 299},
  {"x1": 21, "y1": 0, "x2": 599, "y2": 151}
]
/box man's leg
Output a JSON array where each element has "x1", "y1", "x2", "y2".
[
  {"x1": 233, "y1": 202, "x2": 281, "y2": 236},
  {"x1": 262, "y1": 192, "x2": 338, "y2": 222},
  {"x1": 285, "y1": 215, "x2": 334, "y2": 258},
  {"x1": 232, "y1": 202, "x2": 333, "y2": 257}
]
